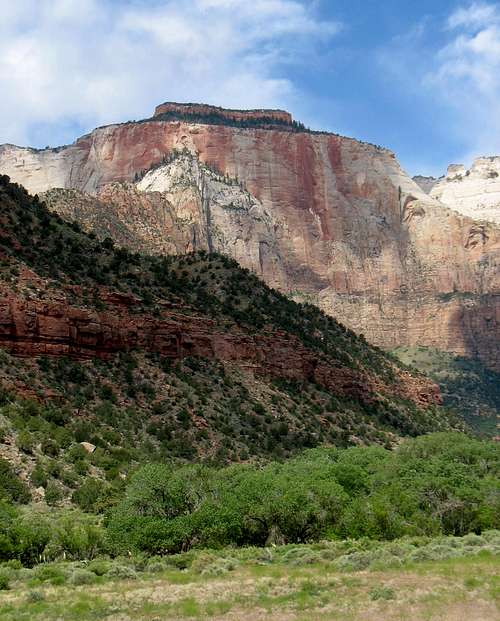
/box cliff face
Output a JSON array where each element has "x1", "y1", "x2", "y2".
[
  {"x1": 413, "y1": 175, "x2": 440, "y2": 194},
  {"x1": 153, "y1": 102, "x2": 293, "y2": 124},
  {"x1": 0, "y1": 286, "x2": 439, "y2": 409},
  {"x1": 1, "y1": 105, "x2": 499, "y2": 370},
  {"x1": 421, "y1": 159, "x2": 500, "y2": 226},
  {"x1": 0, "y1": 174, "x2": 448, "y2": 438}
]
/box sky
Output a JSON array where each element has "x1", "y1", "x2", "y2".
[{"x1": 1, "y1": 0, "x2": 499, "y2": 176}]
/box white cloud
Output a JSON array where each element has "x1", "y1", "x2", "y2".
[
  {"x1": 446, "y1": 1, "x2": 498, "y2": 29},
  {"x1": 425, "y1": 2, "x2": 500, "y2": 163},
  {"x1": 0, "y1": 0, "x2": 339, "y2": 147},
  {"x1": 379, "y1": 2, "x2": 500, "y2": 171}
]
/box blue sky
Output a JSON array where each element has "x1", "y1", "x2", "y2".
[{"x1": 1, "y1": 1, "x2": 500, "y2": 176}]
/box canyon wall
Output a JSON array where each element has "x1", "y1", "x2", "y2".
[{"x1": 1, "y1": 105, "x2": 499, "y2": 370}]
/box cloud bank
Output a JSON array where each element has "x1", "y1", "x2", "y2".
[{"x1": 0, "y1": 0, "x2": 339, "y2": 147}]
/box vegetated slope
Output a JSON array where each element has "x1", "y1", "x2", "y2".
[
  {"x1": 393, "y1": 346, "x2": 499, "y2": 436},
  {"x1": 2, "y1": 102, "x2": 499, "y2": 373},
  {"x1": 0, "y1": 350, "x2": 410, "y2": 508},
  {"x1": 0, "y1": 176, "x2": 463, "y2": 505}
]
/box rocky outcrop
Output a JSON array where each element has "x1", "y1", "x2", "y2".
[
  {"x1": 1, "y1": 104, "x2": 499, "y2": 370},
  {"x1": 417, "y1": 159, "x2": 500, "y2": 226},
  {"x1": 153, "y1": 102, "x2": 293, "y2": 125},
  {"x1": 0, "y1": 286, "x2": 440, "y2": 409},
  {"x1": 413, "y1": 175, "x2": 440, "y2": 194}
]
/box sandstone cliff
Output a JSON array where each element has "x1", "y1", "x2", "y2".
[
  {"x1": 153, "y1": 102, "x2": 293, "y2": 125},
  {"x1": 0, "y1": 175, "x2": 450, "y2": 443},
  {"x1": 416, "y1": 159, "x2": 500, "y2": 226},
  {"x1": 1, "y1": 105, "x2": 499, "y2": 371}
]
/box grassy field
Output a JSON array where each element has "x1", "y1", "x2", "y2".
[{"x1": 1, "y1": 536, "x2": 498, "y2": 621}]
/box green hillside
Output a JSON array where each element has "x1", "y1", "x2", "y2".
[
  {"x1": 393, "y1": 346, "x2": 499, "y2": 436},
  {"x1": 0, "y1": 175, "x2": 465, "y2": 507}
]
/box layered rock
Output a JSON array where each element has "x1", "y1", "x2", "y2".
[
  {"x1": 153, "y1": 102, "x2": 293, "y2": 125},
  {"x1": 0, "y1": 285, "x2": 440, "y2": 409},
  {"x1": 416, "y1": 158, "x2": 500, "y2": 226},
  {"x1": 1, "y1": 105, "x2": 499, "y2": 370}
]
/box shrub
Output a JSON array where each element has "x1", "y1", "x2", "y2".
[
  {"x1": 72, "y1": 479, "x2": 108, "y2": 513},
  {"x1": 30, "y1": 465, "x2": 48, "y2": 488},
  {"x1": 44, "y1": 511, "x2": 105, "y2": 561},
  {"x1": 0, "y1": 568, "x2": 11, "y2": 590},
  {"x1": 280, "y1": 547, "x2": 322, "y2": 566},
  {"x1": 16, "y1": 431, "x2": 34, "y2": 454},
  {"x1": 146, "y1": 560, "x2": 170, "y2": 573},
  {"x1": 191, "y1": 553, "x2": 238, "y2": 576},
  {"x1": 334, "y1": 551, "x2": 373, "y2": 572},
  {"x1": 68, "y1": 568, "x2": 96, "y2": 585},
  {"x1": 32, "y1": 564, "x2": 68, "y2": 585},
  {"x1": 369, "y1": 585, "x2": 396, "y2": 601},
  {"x1": 107, "y1": 564, "x2": 137, "y2": 580},
  {"x1": 44, "y1": 481, "x2": 63, "y2": 506},
  {"x1": 201, "y1": 558, "x2": 238, "y2": 576},
  {"x1": 0, "y1": 458, "x2": 30, "y2": 503},
  {"x1": 0, "y1": 505, "x2": 52, "y2": 566},
  {"x1": 87, "y1": 559, "x2": 111, "y2": 576},
  {"x1": 41, "y1": 438, "x2": 59, "y2": 457}
]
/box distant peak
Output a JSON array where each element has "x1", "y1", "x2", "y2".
[{"x1": 153, "y1": 101, "x2": 293, "y2": 125}]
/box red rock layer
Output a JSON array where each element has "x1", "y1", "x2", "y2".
[
  {"x1": 0, "y1": 288, "x2": 440, "y2": 410},
  {"x1": 1, "y1": 112, "x2": 498, "y2": 370}
]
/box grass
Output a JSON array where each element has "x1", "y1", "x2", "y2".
[{"x1": 0, "y1": 536, "x2": 498, "y2": 620}]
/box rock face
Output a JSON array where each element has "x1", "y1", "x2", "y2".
[
  {"x1": 0, "y1": 286, "x2": 440, "y2": 409},
  {"x1": 413, "y1": 175, "x2": 440, "y2": 194},
  {"x1": 417, "y1": 159, "x2": 500, "y2": 226},
  {"x1": 1, "y1": 104, "x2": 499, "y2": 371},
  {"x1": 153, "y1": 102, "x2": 293, "y2": 125}
]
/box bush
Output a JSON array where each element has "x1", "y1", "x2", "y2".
[
  {"x1": 369, "y1": 585, "x2": 396, "y2": 601},
  {"x1": 87, "y1": 559, "x2": 111, "y2": 576},
  {"x1": 0, "y1": 568, "x2": 11, "y2": 590},
  {"x1": 41, "y1": 438, "x2": 59, "y2": 457},
  {"x1": 0, "y1": 505, "x2": 52, "y2": 566},
  {"x1": 107, "y1": 564, "x2": 137, "y2": 580},
  {"x1": 44, "y1": 481, "x2": 63, "y2": 506},
  {"x1": 32, "y1": 564, "x2": 68, "y2": 585},
  {"x1": 68, "y1": 568, "x2": 96, "y2": 585},
  {"x1": 16, "y1": 431, "x2": 34, "y2": 454},
  {"x1": 334, "y1": 551, "x2": 373, "y2": 572},
  {"x1": 0, "y1": 458, "x2": 30, "y2": 503},
  {"x1": 30, "y1": 465, "x2": 48, "y2": 488},
  {"x1": 191, "y1": 552, "x2": 238, "y2": 576},
  {"x1": 280, "y1": 547, "x2": 322, "y2": 566},
  {"x1": 146, "y1": 559, "x2": 170, "y2": 573},
  {"x1": 72, "y1": 479, "x2": 108, "y2": 513}
]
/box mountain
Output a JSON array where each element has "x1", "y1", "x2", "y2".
[
  {"x1": 414, "y1": 159, "x2": 500, "y2": 226},
  {"x1": 0, "y1": 174, "x2": 457, "y2": 468},
  {"x1": 1, "y1": 103, "x2": 499, "y2": 373}
]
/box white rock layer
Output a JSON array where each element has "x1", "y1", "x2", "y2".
[{"x1": 429, "y1": 158, "x2": 500, "y2": 225}]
